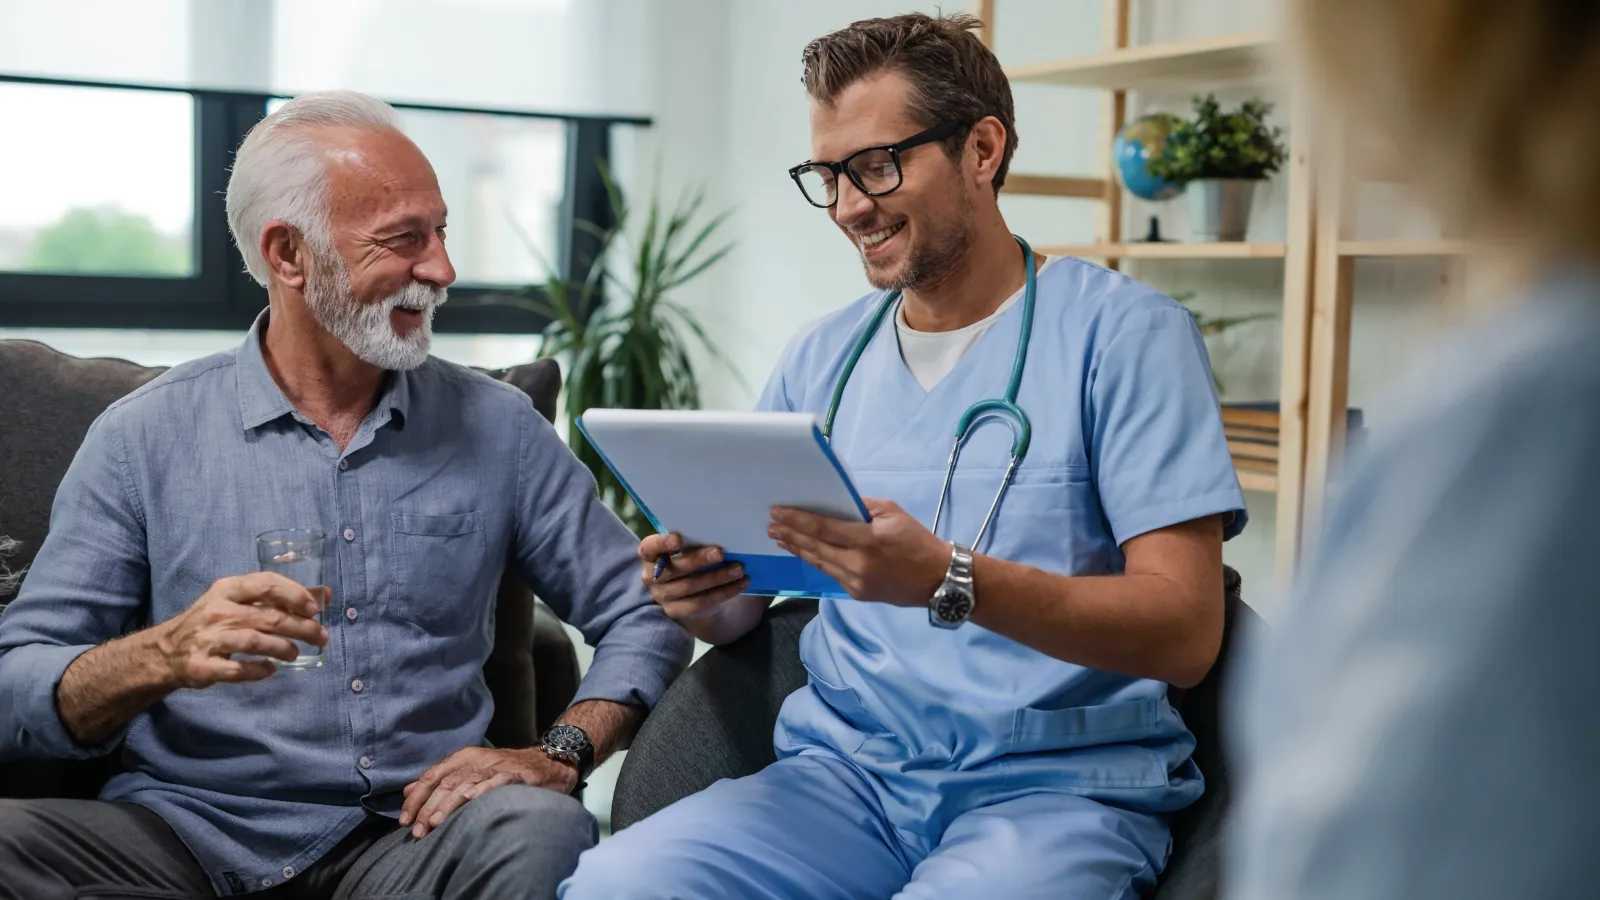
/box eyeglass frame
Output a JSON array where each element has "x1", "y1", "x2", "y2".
[{"x1": 787, "y1": 121, "x2": 962, "y2": 208}]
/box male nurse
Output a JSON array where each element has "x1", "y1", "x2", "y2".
[{"x1": 561, "y1": 11, "x2": 1246, "y2": 900}]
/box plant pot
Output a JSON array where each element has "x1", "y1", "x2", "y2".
[{"x1": 1186, "y1": 178, "x2": 1257, "y2": 242}]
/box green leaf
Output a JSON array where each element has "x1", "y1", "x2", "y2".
[
  {"x1": 478, "y1": 153, "x2": 737, "y2": 532},
  {"x1": 1144, "y1": 92, "x2": 1288, "y2": 183}
]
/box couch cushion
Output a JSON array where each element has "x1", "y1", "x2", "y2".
[{"x1": 0, "y1": 340, "x2": 163, "y2": 603}]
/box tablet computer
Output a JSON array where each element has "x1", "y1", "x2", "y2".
[{"x1": 574, "y1": 408, "x2": 868, "y2": 598}]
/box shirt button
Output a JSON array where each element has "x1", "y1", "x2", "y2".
[
  {"x1": 345, "y1": 607, "x2": 358, "y2": 622},
  {"x1": 262, "y1": 878, "x2": 273, "y2": 888},
  {"x1": 351, "y1": 679, "x2": 364, "y2": 693},
  {"x1": 283, "y1": 866, "x2": 296, "y2": 879},
  {"x1": 359, "y1": 756, "x2": 373, "y2": 769},
  {"x1": 343, "y1": 527, "x2": 355, "y2": 542},
  {"x1": 338, "y1": 458, "x2": 349, "y2": 471}
]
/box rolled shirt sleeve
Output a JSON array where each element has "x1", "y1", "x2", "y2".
[
  {"x1": 510, "y1": 400, "x2": 692, "y2": 711},
  {"x1": 1088, "y1": 303, "x2": 1248, "y2": 544},
  {"x1": 0, "y1": 411, "x2": 150, "y2": 760}
]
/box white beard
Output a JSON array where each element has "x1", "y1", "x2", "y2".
[{"x1": 303, "y1": 251, "x2": 447, "y2": 371}]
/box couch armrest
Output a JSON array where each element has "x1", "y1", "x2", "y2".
[{"x1": 610, "y1": 599, "x2": 819, "y2": 831}]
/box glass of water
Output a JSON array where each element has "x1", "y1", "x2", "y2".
[{"x1": 256, "y1": 529, "x2": 328, "y2": 670}]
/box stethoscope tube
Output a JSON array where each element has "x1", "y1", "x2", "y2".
[{"x1": 821, "y1": 235, "x2": 1039, "y2": 552}]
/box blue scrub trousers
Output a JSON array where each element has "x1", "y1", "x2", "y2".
[{"x1": 557, "y1": 751, "x2": 1168, "y2": 899}]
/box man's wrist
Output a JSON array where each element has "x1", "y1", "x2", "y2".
[{"x1": 134, "y1": 623, "x2": 181, "y2": 692}]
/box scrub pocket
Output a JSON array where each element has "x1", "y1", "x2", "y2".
[
  {"x1": 1005, "y1": 697, "x2": 1171, "y2": 791},
  {"x1": 390, "y1": 510, "x2": 488, "y2": 635},
  {"x1": 793, "y1": 662, "x2": 888, "y2": 756}
]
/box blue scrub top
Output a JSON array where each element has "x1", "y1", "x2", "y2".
[{"x1": 756, "y1": 256, "x2": 1247, "y2": 828}]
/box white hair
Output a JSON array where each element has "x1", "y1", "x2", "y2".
[
  {"x1": 225, "y1": 90, "x2": 402, "y2": 286},
  {"x1": 0, "y1": 535, "x2": 26, "y2": 598}
]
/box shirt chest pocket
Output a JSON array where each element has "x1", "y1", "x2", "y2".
[{"x1": 390, "y1": 511, "x2": 489, "y2": 634}]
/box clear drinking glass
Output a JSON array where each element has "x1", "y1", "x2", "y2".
[{"x1": 255, "y1": 529, "x2": 327, "y2": 670}]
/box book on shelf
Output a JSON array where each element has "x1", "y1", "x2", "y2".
[{"x1": 1219, "y1": 401, "x2": 1368, "y2": 457}]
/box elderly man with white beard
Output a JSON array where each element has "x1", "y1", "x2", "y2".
[{"x1": 0, "y1": 91, "x2": 691, "y2": 900}]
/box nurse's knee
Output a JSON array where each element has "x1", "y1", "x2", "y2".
[{"x1": 559, "y1": 829, "x2": 699, "y2": 900}]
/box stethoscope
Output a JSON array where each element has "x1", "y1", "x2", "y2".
[{"x1": 821, "y1": 234, "x2": 1037, "y2": 552}]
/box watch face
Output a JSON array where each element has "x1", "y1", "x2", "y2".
[
  {"x1": 544, "y1": 724, "x2": 589, "y2": 753},
  {"x1": 933, "y1": 587, "x2": 973, "y2": 623}
]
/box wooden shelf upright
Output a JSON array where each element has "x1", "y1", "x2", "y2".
[{"x1": 972, "y1": 2, "x2": 1319, "y2": 585}]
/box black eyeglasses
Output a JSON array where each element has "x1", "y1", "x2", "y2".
[{"x1": 788, "y1": 122, "x2": 960, "y2": 208}]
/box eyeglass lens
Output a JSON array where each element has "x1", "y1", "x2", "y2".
[{"x1": 796, "y1": 148, "x2": 902, "y2": 206}]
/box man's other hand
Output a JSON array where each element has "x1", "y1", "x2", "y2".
[
  {"x1": 638, "y1": 532, "x2": 749, "y2": 623},
  {"x1": 399, "y1": 747, "x2": 579, "y2": 839}
]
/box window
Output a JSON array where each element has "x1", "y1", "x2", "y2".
[
  {"x1": 0, "y1": 83, "x2": 195, "y2": 277},
  {"x1": 0, "y1": 74, "x2": 645, "y2": 335}
]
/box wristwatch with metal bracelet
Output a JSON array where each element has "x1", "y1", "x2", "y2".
[{"x1": 928, "y1": 543, "x2": 976, "y2": 629}]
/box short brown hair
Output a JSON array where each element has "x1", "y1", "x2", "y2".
[{"x1": 801, "y1": 12, "x2": 1018, "y2": 193}]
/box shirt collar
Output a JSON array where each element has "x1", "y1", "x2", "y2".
[{"x1": 235, "y1": 309, "x2": 412, "y2": 433}]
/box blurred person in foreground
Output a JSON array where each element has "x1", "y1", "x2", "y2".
[
  {"x1": 0, "y1": 90, "x2": 690, "y2": 899},
  {"x1": 1227, "y1": 3, "x2": 1600, "y2": 898}
]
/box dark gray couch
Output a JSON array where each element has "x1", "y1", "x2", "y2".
[
  {"x1": 611, "y1": 569, "x2": 1260, "y2": 900},
  {"x1": 0, "y1": 338, "x2": 583, "y2": 800}
]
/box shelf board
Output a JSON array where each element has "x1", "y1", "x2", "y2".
[
  {"x1": 1001, "y1": 174, "x2": 1107, "y2": 199},
  {"x1": 1042, "y1": 241, "x2": 1287, "y2": 259},
  {"x1": 1006, "y1": 31, "x2": 1278, "y2": 90},
  {"x1": 1234, "y1": 459, "x2": 1278, "y2": 494},
  {"x1": 1338, "y1": 239, "x2": 1475, "y2": 258}
]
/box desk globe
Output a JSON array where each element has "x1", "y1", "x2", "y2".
[{"x1": 1113, "y1": 113, "x2": 1183, "y2": 242}]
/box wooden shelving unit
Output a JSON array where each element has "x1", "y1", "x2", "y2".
[
  {"x1": 974, "y1": 3, "x2": 1316, "y2": 586},
  {"x1": 1001, "y1": 174, "x2": 1107, "y2": 199},
  {"x1": 1041, "y1": 241, "x2": 1287, "y2": 260},
  {"x1": 1005, "y1": 31, "x2": 1277, "y2": 90},
  {"x1": 977, "y1": 3, "x2": 1483, "y2": 586},
  {"x1": 1338, "y1": 239, "x2": 1475, "y2": 258}
]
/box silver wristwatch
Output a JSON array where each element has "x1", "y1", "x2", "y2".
[{"x1": 928, "y1": 543, "x2": 976, "y2": 629}]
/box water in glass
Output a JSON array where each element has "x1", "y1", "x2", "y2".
[{"x1": 256, "y1": 529, "x2": 326, "y2": 670}]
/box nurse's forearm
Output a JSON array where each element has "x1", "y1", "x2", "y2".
[
  {"x1": 966, "y1": 518, "x2": 1225, "y2": 688},
  {"x1": 968, "y1": 563, "x2": 1220, "y2": 687}
]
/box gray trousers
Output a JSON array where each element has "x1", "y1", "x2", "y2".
[{"x1": 0, "y1": 785, "x2": 597, "y2": 900}]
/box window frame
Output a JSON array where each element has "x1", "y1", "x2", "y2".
[{"x1": 0, "y1": 73, "x2": 646, "y2": 335}]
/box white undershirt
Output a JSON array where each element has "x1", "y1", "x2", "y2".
[{"x1": 894, "y1": 255, "x2": 1060, "y2": 391}]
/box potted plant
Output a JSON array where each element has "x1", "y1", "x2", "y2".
[
  {"x1": 504, "y1": 164, "x2": 740, "y2": 535},
  {"x1": 1146, "y1": 94, "x2": 1287, "y2": 242}
]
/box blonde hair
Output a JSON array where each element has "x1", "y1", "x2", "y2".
[{"x1": 1292, "y1": 1, "x2": 1600, "y2": 265}]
